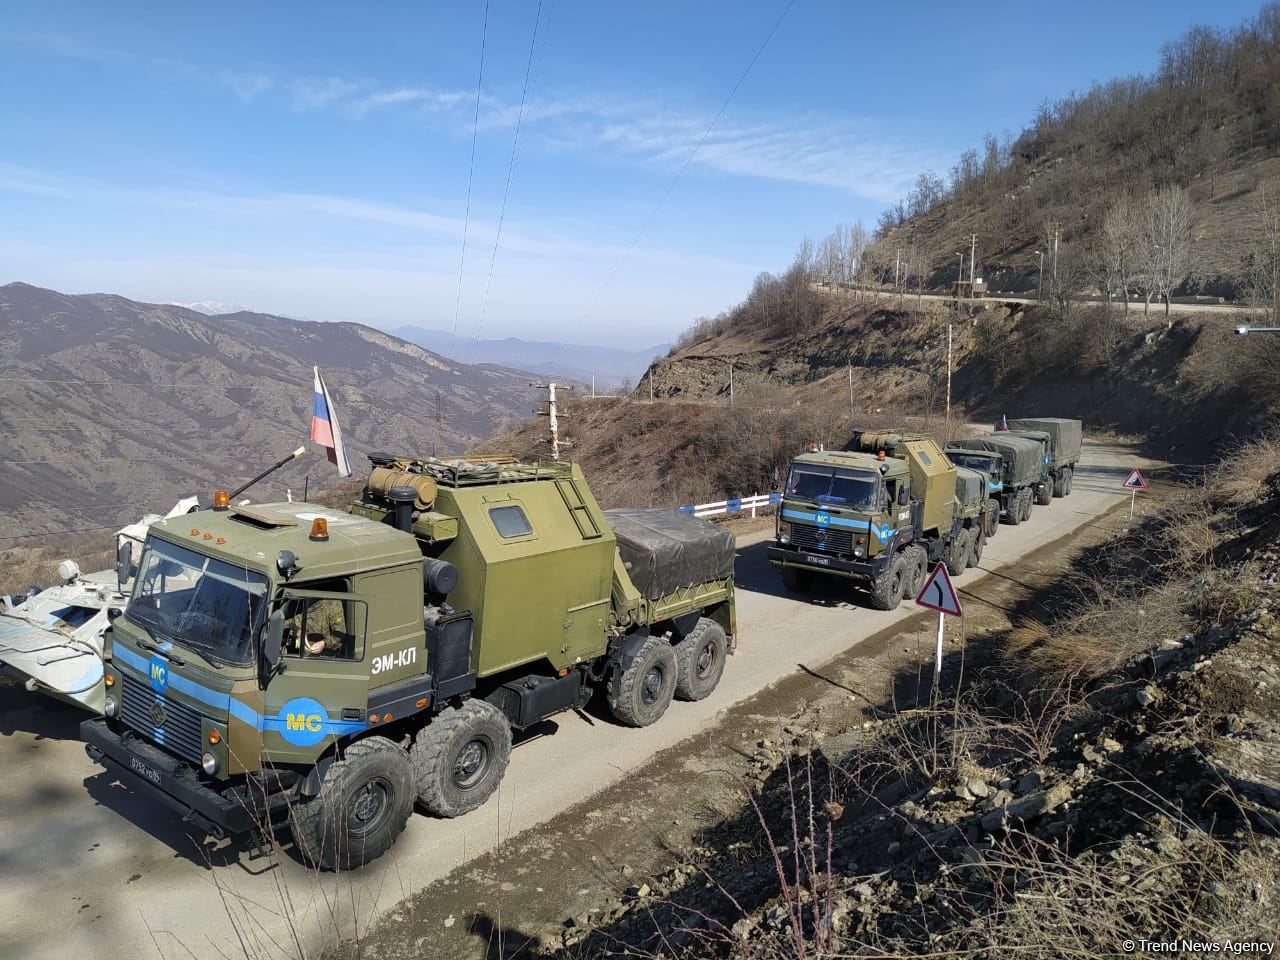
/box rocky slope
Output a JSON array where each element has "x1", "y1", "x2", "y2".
[{"x1": 0, "y1": 283, "x2": 536, "y2": 542}]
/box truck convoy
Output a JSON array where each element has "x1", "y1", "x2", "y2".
[
  {"x1": 773, "y1": 418, "x2": 1082, "y2": 602},
  {"x1": 81, "y1": 455, "x2": 736, "y2": 869},
  {"x1": 769, "y1": 432, "x2": 991, "y2": 609}
]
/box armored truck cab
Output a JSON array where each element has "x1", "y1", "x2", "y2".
[
  {"x1": 83, "y1": 455, "x2": 736, "y2": 870},
  {"x1": 768, "y1": 432, "x2": 980, "y2": 609},
  {"x1": 1006, "y1": 417, "x2": 1082, "y2": 497},
  {"x1": 948, "y1": 434, "x2": 1044, "y2": 526}
]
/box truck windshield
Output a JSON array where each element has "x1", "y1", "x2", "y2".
[
  {"x1": 787, "y1": 465, "x2": 878, "y2": 509},
  {"x1": 949, "y1": 453, "x2": 1000, "y2": 475},
  {"x1": 125, "y1": 539, "x2": 269, "y2": 667}
]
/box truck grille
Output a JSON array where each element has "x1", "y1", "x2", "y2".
[
  {"x1": 120, "y1": 675, "x2": 204, "y2": 764},
  {"x1": 789, "y1": 523, "x2": 853, "y2": 555}
]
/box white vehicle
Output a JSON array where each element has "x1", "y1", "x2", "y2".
[{"x1": 0, "y1": 498, "x2": 197, "y2": 713}]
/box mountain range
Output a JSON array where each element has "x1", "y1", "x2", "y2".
[
  {"x1": 390, "y1": 326, "x2": 669, "y2": 390},
  {"x1": 0, "y1": 283, "x2": 538, "y2": 542}
]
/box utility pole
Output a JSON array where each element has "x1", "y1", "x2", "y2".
[
  {"x1": 591, "y1": 373, "x2": 596, "y2": 399},
  {"x1": 945, "y1": 322, "x2": 953, "y2": 436},
  {"x1": 847, "y1": 361, "x2": 855, "y2": 421},
  {"x1": 1035, "y1": 250, "x2": 1044, "y2": 301},
  {"x1": 1052, "y1": 229, "x2": 1060, "y2": 296},
  {"x1": 727, "y1": 359, "x2": 735, "y2": 407},
  {"x1": 433, "y1": 389, "x2": 444, "y2": 457},
  {"x1": 894, "y1": 249, "x2": 901, "y2": 291},
  {"x1": 969, "y1": 233, "x2": 977, "y2": 285},
  {"x1": 531, "y1": 381, "x2": 570, "y2": 460}
]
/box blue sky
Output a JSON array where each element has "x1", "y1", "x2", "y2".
[{"x1": 0, "y1": 1, "x2": 1265, "y2": 348}]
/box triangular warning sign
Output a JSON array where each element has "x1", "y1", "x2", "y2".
[
  {"x1": 915, "y1": 562, "x2": 963, "y2": 617},
  {"x1": 1122, "y1": 469, "x2": 1147, "y2": 490}
]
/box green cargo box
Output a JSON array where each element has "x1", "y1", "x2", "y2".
[
  {"x1": 1006, "y1": 418, "x2": 1082, "y2": 468},
  {"x1": 950, "y1": 435, "x2": 1043, "y2": 487}
]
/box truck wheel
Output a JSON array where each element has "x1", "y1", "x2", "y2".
[
  {"x1": 946, "y1": 529, "x2": 971, "y2": 576},
  {"x1": 411, "y1": 700, "x2": 512, "y2": 818},
  {"x1": 674, "y1": 618, "x2": 727, "y2": 701},
  {"x1": 1021, "y1": 488, "x2": 1034, "y2": 522},
  {"x1": 903, "y1": 545, "x2": 927, "y2": 599},
  {"x1": 781, "y1": 565, "x2": 809, "y2": 592},
  {"x1": 867, "y1": 554, "x2": 907, "y2": 610},
  {"x1": 290, "y1": 736, "x2": 414, "y2": 871},
  {"x1": 1036, "y1": 481, "x2": 1053, "y2": 506},
  {"x1": 1052, "y1": 469, "x2": 1066, "y2": 498},
  {"x1": 1064, "y1": 467, "x2": 1074, "y2": 495},
  {"x1": 610, "y1": 635, "x2": 678, "y2": 727},
  {"x1": 984, "y1": 501, "x2": 999, "y2": 539},
  {"x1": 1003, "y1": 494, "x2": 1021, "y2": 526},
  {"x1": 970, "y1": 526, "x2": 985, "y2": 568}
]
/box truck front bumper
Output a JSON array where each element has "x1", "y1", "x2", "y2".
[
  {"x1": 767, "y1": 545, "x2": 885, "y2": 580},
  {"x1": 81, "y1": 717, "x2": 258, "y2": 837}
]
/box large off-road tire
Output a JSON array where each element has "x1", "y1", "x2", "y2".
[
  {"x1": 902, "y1": 544, "x2": 928, "y2": 600},
  {"x1": 970, "y1": 525, "x2": 986, "y2": 568},
  {"x1": 1036, "y1": 480, "x2": 1053, "y2": 506},
  {"x1": 984, "y1": 500, "x2": 1000, "y2": 539},
  {"x1": 1003, "y1": 492, "x2": 1022, "y2": 526},
  {"x1": 411, "y1": 700, "x2": 512, "y2": 818},
  {"x1": 291, "y1": 736, "x2": 414, "y2": 871},
  {"x1": 1064, "y1": 466, "x2": 1074, "y2": 496},
  {"x1": 781, "y1": 565, "x2": 810, "y2": 592},
  {"x1": 610, "y1": 635, "x2": 678, "y2": 727},
  {"x1": 1020, "y1": 487, "x2": 1034, "y2": 522},
  {"x1": 1052, "y1": 469, "x2": 1066, "y2": 498},
  {"x1": 945, "y1": 528, "x2": 972, "y2": 576},
  {"x1": 674, "y1": 618, "x2": 728, "y2": 701},
  {"x1": 867, "y1": 553, "x2": 907, "y2": 610}
]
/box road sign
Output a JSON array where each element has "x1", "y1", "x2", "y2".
[
  {"x1": 1122, "y1": 469, "x2": 1147, "y2": 490},
  {"x1": 916, "y1": 562, "x2": 963, "y2": 616}
]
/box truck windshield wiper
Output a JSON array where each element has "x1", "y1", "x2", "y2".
[{"x1": 134, "y1": 634, "x2": 188, "y2": 667}]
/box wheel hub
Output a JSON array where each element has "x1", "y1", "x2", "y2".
[
  {"x1": 641, "y1": 665, "x2": 665, "y2": 704},
  {"x1": 452, "y1": 738, "x2": 490, "y2": 790},
  {"x1": 348, "y1": 778, "x2": 389, "y2": 836}
]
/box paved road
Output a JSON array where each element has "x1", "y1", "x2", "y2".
[
  {"x1": 0, "y1": 441, "x2": 1158, "y2": 960},
  {"x1": 825, "y1": 284, "x2": 1254, "y2": 316}
]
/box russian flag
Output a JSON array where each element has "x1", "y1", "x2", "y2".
[
  {"x1": 996, "y1": 414, "x2": 1009, "y2": 431},
  {"x1": 310, "y1": 367, "x2": 352, "y2": 477}
]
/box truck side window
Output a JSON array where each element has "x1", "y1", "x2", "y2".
[
  {"x1": 283, "y1": 593, "x2": 366, "y2": 661},
  {"x1": 489, "y1": 504, "x2": 533, "y2": 539}
]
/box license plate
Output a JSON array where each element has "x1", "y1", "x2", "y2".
[
  {"x1": 129, "y1": 755, "x2": 162, "y2": 785},
  {"x1": 805, "y1": 556, "x2": 831, "y2": 567}
]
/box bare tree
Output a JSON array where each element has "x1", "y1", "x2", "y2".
[
  {"x1": 1139, "y1": 186, "x2": 1194, "y2": 316},
  {"x1": 1247, "y1": 179, "x2": 1280, "y2": 322},
  {"x1": 1099, "y1": 195, "x2": 1140, "y2": 314},
  {"x1": 846, "y1": 221, "x2": 869, "y2": 298}
]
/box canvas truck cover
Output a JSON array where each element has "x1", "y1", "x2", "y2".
[
  {"x1": 951, "y1": 435, "x2": 1043, "y2": 487},
  {"x1": 604, "y1": 509, "x2": 737, "y2": 601},
  {"x1": 1006, "y1": 418, "x2": 1082, "y2": 467},
  {"x1": 953, "y1": 466, "x2": 985, "y2": 510}
]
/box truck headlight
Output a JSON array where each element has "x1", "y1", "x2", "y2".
[
  {"x1": 104, "y1": 694, "x2": 118, "y2": 718},
  {"x1": 777, "y1": 521, "x2": 791, "y2": 544},
  {"x1": 854, "y1": 545, "x2": 865, "y2": 558},
  {"x1": 202, "y1": 752, "x2": 219, "y2": 775}
]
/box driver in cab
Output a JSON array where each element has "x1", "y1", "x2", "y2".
[{"x1": 287, "y1": 598, "x2": 350, "y2": 657}]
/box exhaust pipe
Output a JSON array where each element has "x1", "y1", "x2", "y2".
[{"x1": 387, "y1": 486, "x2": 417, "y2": 533}]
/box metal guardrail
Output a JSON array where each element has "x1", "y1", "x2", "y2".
[{"x1": 678, "y1": 492, "x2": 782, "y2": 519}]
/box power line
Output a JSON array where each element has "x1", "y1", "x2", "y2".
[
  {"x1": 565, "y1": 0, "x2": 797, "y2": 340},
  {"x1": 447, "y1": 0, "x2": 492, "y2": 360},
  {"x1": 470, "y1": 0, "x2": 546, "y2": 361}
]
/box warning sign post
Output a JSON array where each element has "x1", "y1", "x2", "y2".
[
  {"x1": 1122, "y1": 468, "x2": 1147, "y2": 518},
  {"x1": 915, "y1": 562, "x2": 963, "y2": 686}
]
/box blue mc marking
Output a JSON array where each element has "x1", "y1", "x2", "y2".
[{"x1": 147, "y1": 656, "x2": 169, "y2": 694}]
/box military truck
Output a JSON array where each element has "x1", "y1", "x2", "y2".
[
  {"x1": 1004, "y1": 428, "x2": 1055, "y2": 505},
  {"x1": 769, "y1": 432, "x2": 982, "y2": 609},
  {"x1": 947, "y1": 434, "x2": 1044, "y2": 525},
  {"x1": 950, "y1": 466, "x2": 993, "y2": 574},
  {"x1": 945, "y1": 452, "x2": 1002, "y2": 540},
  {"x1": 81, "y1": 455, "x2": 736, "y2": 869},
  {"x1": 1006, "y1": 418, "x2": 1082, "y2": 498}
]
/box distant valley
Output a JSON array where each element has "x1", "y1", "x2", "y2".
[{"x1": 0, "y1": 283, "x2": 538, "y2": 542}]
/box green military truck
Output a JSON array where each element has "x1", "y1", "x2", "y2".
[
  {"x1": 1006, "y1": 417, "x2": 1082, "y2": 498},
  {"x1": 947, "y1": 434, "x2": 1044, "y2": 526},
  {"x1": 949, "y1": 465, "x2": 994, "y2": 574},
  {"x1": 81, "y1": 455, "x2": 736, "y2": 869},
  {"x1": 1004, "y1": 428, "x2": 1056, "y2": 505},
  {"x1": 769, "y1": 432, "x2": 984, "y2": 609}
]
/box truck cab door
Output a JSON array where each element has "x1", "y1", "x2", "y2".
[{"x1": 261, "y1": 589, "x2": 371, "y2": 763}]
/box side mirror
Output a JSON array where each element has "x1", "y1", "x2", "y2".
[
  {"x1": 897, "y1": 486, "x2": 909, "y2": 506},
  {"x1": 107, "y1": 607, "x2": 122, "y2": 623},
  {"x1": 116, "y1": 541, "x2": 133, "y2": 590},
  {"x1": 262, "y1": 609, "x2": 285, "y2": 668}
]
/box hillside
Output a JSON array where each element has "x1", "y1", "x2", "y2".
[
  {"x1": 0, "y1": 283, "x2": 536, "y2": 544},
  {"x1": 865, "y1": 4, "x2": 1280, "y2": 302}
]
